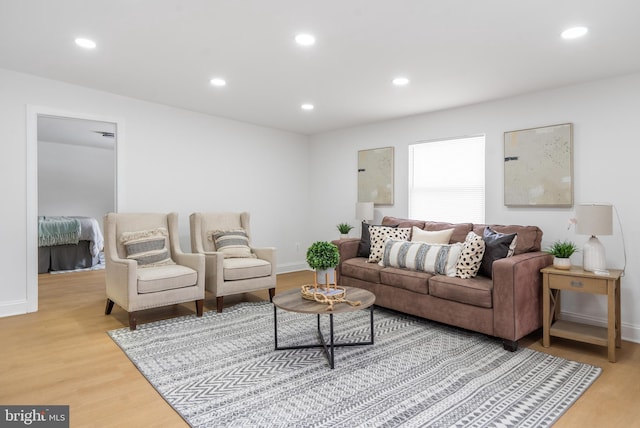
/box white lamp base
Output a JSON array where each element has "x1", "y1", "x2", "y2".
[{"x1": 583, "y1": 236, "x2": 607, "y2": 272}]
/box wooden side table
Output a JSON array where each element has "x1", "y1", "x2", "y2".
[{"x1": 541, "y1": 266, "x2": 622, "y2": 362}]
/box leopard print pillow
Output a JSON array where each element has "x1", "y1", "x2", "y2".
[
  {"x1": 456, "y1": 231, "x2": 486, "y2": 279},
  {"x1": 367, "y1": 225, "x2": 411, "y2": 263}
]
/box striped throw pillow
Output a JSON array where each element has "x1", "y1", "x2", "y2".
[
  {"x1": 379, "y1": 239, "x2": 463, "y2": 277},
  {"x1": 120, "y1": 228, "x2": 175, "y2": 267},
  {"x1": 209, "y1": 229, "x2": 255, "y2": 258}
]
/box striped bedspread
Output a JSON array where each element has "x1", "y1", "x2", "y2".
[{"x1": 38, "y1": 216, "x2": 81, "y2": 247}]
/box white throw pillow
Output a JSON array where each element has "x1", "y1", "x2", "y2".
[{"x1": 411, "y1": 226, "x2": 454, "y2": 244}]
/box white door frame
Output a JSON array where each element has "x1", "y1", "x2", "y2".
[{"x1": 26, "y1": 105, "x2": 122, "y2": 312}]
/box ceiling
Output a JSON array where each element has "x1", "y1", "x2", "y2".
[
  {"x1": 2, "y1": 0, "x2": 640, "y2": 135},
  {"x1": 38, "y1": 116, "x2": 116, "y2": 150}
]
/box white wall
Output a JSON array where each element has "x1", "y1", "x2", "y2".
[
  {"x1": 0, "y1": 68, "x2": 310, "y2": 317},
  {"x1": 309, "y1": 72, "x2": 640, "y2": 343},
  {"x1": 38, "y1": 140, "x2": 115, "y2": 226},
  {"x1": 3, "y1": 65, "x2": 639, "y2": 343}
]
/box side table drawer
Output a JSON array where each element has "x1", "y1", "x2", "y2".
[{"x1": 549, "y1": 275, "x2": 607, "y2": 294}]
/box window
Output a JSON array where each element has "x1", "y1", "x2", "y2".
[{"x1": 409, "y1": 135, "x2": 485, "y2": 223}]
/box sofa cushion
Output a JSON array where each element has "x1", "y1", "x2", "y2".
[
  {"x1": 473, "y1": 224, "x2": 542, "y2": 255},
  {"x1": 341, "y1": 257, "x2": 383, "y2": 283},
  {"x1": 379, "y1": 239, "x2": 462, "y2": 277},
  {"x1": 121, "y1": 228, "x2": 175, "y2": 267},
  {"x1": 367, "y1": 226, "x2": 411, "y2": 263},
  {"x1": 423, "y1": 221, "x2": 474, "y2": 244},
  {"x1": 209, "y1": 229, "x2": 255, "y2": 258},
  {"x1": 382, "y1": 216, "x2": 425, "y2": 230},
  {"x1": 137, "y1": 264, "x2": 197, "y2": 293},
  {"x1": 478, "y1": 227, "x2": 517, "y2": 278},
  {"x1": 357, "y1": 222, "x2": 398, "y2": 258},
  {"x1": 456, "y1": 231, "x2": 486, "y2": 279},
  {"x1": 411, "y1": 226, "x2": 454, "y2": 244},
  {"x1": 223, "y1": 258, "x2": 271, "y2": 281},
  {"x1": 429, "y1": 275, "x2": 493, "y2": 308},
  {"x1": 382, "y1": 217, "x2": 473, "y2": 244},
  {"x1": 380, "y1": 266, "x2": 431, "y2": 294}
]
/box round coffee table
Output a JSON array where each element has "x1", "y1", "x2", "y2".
[{"x1": 272, "y1": 286, "x2": 375, "y2": 369}]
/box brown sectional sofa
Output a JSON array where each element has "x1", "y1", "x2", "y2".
[{"x1": 333, "y1": 216, "x2": 553, "y2": 351}]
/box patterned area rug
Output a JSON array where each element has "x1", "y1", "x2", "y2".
[{"x1": 108, "y1": 302, "x2": 601, "y2": 427}]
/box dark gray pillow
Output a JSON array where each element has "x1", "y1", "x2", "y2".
[
  {"x1": 357, "y1": 222, "x2": 397, "y2": 258},
  {"x1": 479, "y1": 227, "x2": 517, "y2": 278}
]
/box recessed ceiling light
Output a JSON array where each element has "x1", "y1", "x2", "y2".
[
  {"x1": 392, "y1": 77, "x2": 410, "y2": 86},
  {"x1": 561, "y1": 26, "x2": 588, "y2": 40},
  {"x1": 75, "y1": 38, "x2": 96, "y2": 49},
  {"x1": 295, "y1": 34, "x2": 316, "y2": 46},
  {"x1": 210, "y1": 78, "x2": 227, "y2": 87},
  {"x1": 301, "y1": 103, "x2": 314, "y2": 111}
]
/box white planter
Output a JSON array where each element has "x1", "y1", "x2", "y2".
[
  {"x1": 340, "y1": 234, "x2": 349, "y2": 239},
  {"x1": 553, "y1": 257, "x2": 571, "y2": 270},
  {"x1": 315, "y1": 268, "x2": 336, "y2": 285}
]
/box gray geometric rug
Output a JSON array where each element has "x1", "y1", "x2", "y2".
[{"x1": 108, "y1": 302, "x2": 601, "y2": 427}]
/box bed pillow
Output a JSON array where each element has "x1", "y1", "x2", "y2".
[
  {"x1": 120, "y1": 228, "x2": 175, "y2": 267},
  {"x1": 478, "y1": 227, "x2": 518, "y2": 278},
  {"x1": 456, "y1": 232, "x2": 486, "y2": 279},
  {"x1": 209, "y1": 229, "x2": 255, "y2": 258},
  {"x1": 411, "y1": 226, "x2": 454, "y2": 244},
  {"x1": 358, "y1": 222, "x2": 398, "y2": 258},
  {"x1": 367, "y1": 226, "x2": 411, "y2": 263},
  {"x1": 379, "y1": 239, "x2": 463, "y2": 277}
]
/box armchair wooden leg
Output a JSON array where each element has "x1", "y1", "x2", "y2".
[
  {"x1": 216, "y1": 296, "x2": 224, "y2": 313},
  {"x1": 128, "y1": 312, "x2": 137, "y2": 331},
  {"x1": 105, "y1": 298, "x2": 115, "y2": 315},
  {"x1": 268, "y1": 287, "x2": 275, "y2": 302},
  {"x1": 195, "y1": 299, "x2": 204, "y2": 317}
]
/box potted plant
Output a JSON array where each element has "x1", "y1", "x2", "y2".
[
  {"x1": 546, "y1": 240, "x2": 578, "y2": 270},
  {"x1": 337, "y1": 222, "x2": 354, "y2": 238},
  {"x1": 306, "y1": 241, "x2": 340, "y2": 286}
]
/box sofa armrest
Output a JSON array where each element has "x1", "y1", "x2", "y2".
[
  {"x1": 492, "y1": 251, "x2": 554, "y2": 342},
  {"x1": 332, "y1": 238, "x2": 361, "y2": 278}
]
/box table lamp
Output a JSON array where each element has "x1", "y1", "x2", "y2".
[
  {"x1": 576, "y1": 203, "x2": 613, "y2": 272},
  {"x1": 356, "y1": 202, "x2": 374, "y2": 223}
]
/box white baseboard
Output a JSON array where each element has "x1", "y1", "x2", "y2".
[
  {"x1": 561, "y1": 310, "x2": 640, "y2": 344},
  {"x1": 0, "y1": 299, "x2": 28, "y2": 318},
  {"x1": 276, "y1": 262, "x2": 309, "y2": 274}
]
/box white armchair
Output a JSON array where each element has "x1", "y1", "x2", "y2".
[
  {"x1": 189, "y1": 212, "x2": 276, "y2": 312},
  {"x1": 104, "y1": 212, "x2": 205, "y2": 330}
]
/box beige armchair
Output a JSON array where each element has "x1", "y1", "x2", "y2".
[
  {"x1": 104, "y1": 212, "x2": 205, "y2": 330},
  {"x1": 189, "y1": 212, "x2": 276, "y2": 312}
]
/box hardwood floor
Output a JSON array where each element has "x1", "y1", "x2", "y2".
[{"x1": 1, "y1": 270, "x2": 638, "y2": 427}]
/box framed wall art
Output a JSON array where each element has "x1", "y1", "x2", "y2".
[
  {"x1": 504, "y1": 123, "x2": 573, "y2": 207},
  {"x1": 358, "y1": 146, "x2": 394, "y2": 205}
]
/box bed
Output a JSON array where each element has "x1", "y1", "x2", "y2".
[{"x1": 38, "y1": 216, "x2": 105, "y2": 273}]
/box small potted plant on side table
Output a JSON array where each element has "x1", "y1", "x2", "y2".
[
  {"x1": 306, "y1": 241, "x2": 340, "y2": 289},
  {"x1": 546, "y1": 240, "x2": 578, "y2": 270}
]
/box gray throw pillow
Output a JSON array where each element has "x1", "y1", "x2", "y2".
[{"x1": 479, "y1": 227, "x2": 517, "y2": 278}]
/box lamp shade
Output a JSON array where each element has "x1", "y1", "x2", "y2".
[
  {"x1": 356, "y1": 202, "x2": 374, "y2": 222},
  {"x1": 575, "y1": 204, "x2": 613, "y2": 236}
]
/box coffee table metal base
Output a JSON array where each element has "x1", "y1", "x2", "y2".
[{"x1": 273, "y1": 305, "x2": 374, "y2": 369}]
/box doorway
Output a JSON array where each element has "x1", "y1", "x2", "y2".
[{"x1": 26, "y1": 106, "x2": 120, "y2": 312}]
